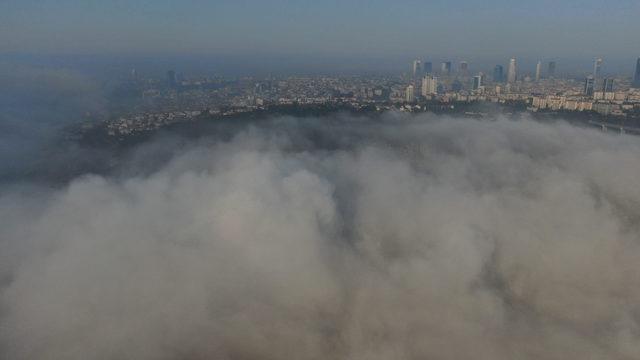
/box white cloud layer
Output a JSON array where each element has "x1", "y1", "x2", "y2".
[{"x1": 1, "y1": 115, "x2": 640, "y2": 359}]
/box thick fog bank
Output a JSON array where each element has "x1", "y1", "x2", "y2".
[{"x1": 1, "y1": 115, "x2": 640, "y2": 360}]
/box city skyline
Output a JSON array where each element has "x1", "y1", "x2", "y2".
[
  {"x1": 4, "y1": 50, "x2": 639, "y2": 80},
  {"x1": 402, "y1": 56, "x2": 638, "y2": 82}
]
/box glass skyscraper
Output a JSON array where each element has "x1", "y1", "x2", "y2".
[
  {"x1": 584, "y1": 77, "x2": 595, "y2": 96},
  {"x1": 493, "y1": 65, "x2": 504, "y2": 83},
  {"x1": 548, "y1": 61, "x2": 556, "y2": 78},
  {"x1": 423, "y1": 62, "x2": 433, "y2": 75},
  {"x1": 441, "y1": 62, "x2": 452, "y2": 76},
  {"x1": 633, "y1": 58, "x2": 640, "y2": 88}
]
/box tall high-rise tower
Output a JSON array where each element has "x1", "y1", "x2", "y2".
[
  {"x1": 472, "y1": 74, "x2": 484, "y2": 91},
  {"x1": 633, "y1": 58, "x2": 640, "y2": 88},
  {"x1": 535, "y1": 61, "x2": 542, "y2": 81},
  {"x1": 412, "y1": 60, "x2": 422, "y2": 79},
  {"x1": 459, "y1": 61, "x2": 469, "y2": 76},
  {"x1": 441, "y1": 61, "x2": 452, "y2": 76},
  {"x1": 602, "y1": 78, "x2": 614, "y2": 93},
  {"x1": 493, "y1": 65, "x2": 504, "y2": 83},
  {"x1": 584, "y1": 76, "x2": 595, "y2": 96},
  {"x1": 423, "y1": 61, "x2": 433, "y2": 74},
  {"x1": 548, "y1": 61, "x2": 556, "y2": 78},
  {"x1": 593, "y1": 58, "x2": 603, "y2": 79},
  {"x1": 507, "y1": 58, "x2": 517, "y2": 83}
]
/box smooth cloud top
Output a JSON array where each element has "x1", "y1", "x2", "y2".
[{"x1": 1, "y1": 114, "x2": 640, "y2": 360}]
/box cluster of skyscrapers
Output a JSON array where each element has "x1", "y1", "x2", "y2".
[
  {"x1": 409, "y1": 57, "x2": 640, "y2": 98},
  {"x1": 412, "y1": 59, "x2": 467, "y2": 79},
  {"x1": 411, "y1": 57, "x2": 566, "y2": 88},
  {"x1": 498, "y1": 58, "x2": 557, "y2": 84},
  {"x1": 493, "y1": 59, "x2": 560, "y2": 84},
  {"x1": 583, "y1": 58, "x2": 620, "y2": 97}
]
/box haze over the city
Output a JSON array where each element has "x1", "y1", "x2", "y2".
[{"x1": 2, "y1": 0, "x2": 640, "y2": 74}]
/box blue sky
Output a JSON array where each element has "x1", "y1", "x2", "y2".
[{"x1": 1, "y1": 0, "x2": 639, "y2": 66}]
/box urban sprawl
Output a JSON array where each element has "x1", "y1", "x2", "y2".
[{"x1": 104, "y1": 58, "x2": 640, "y2": 136}]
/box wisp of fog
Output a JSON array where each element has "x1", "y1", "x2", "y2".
[{"x1": 1, "y1": 114, "x2": 640, "y2": 360}]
